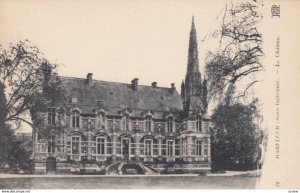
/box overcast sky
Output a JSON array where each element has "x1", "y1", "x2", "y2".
[
  {"x1": 0, "y1": 0, "x2": 231, "y2": 132},
  {"x1": 0, "y1": 0, "x2": 226, "y2": 90}
]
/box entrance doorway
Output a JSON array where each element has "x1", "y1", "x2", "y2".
[
  {"x1": 46, "y1": 157, "x2": 56, "y2": 174},
  {"x1": 122, "y1": 138, "x2": 130, "y2": 161}
]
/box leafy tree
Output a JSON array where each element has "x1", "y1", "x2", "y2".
[
  {"x1": 0, "y1": 79, "x2": 32, "y2": 170},
  {"x1": 211, "y1": 99, "x2": 263, "y2": 171},
  {"x1": 30, "y1": 67, "x2": 68, "y2": 139},
  {"x1": 204, "y1": 1, "x2": 265, "y2": 172},
  {"x1": 0, "y1": 40, "x2": 50, "y2": 126},
  {"x1": 0, "y1": 40, "x2": 67, "y2": 170},
  {"x1": 0, "y1": 40, "x2": 67, "y2": 136},
  {"x1": 206, "y1": 1, "x2": 263, "y2": 104},
  {"x1": 0, "y1": 78, "x2": 13, "y2": 166}
]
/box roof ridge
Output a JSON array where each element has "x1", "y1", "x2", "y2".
[{"x1": 58, "y1": 75, "x2": 175, "y2": 90}]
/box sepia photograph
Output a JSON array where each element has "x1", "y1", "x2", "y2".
[{"x1": 0, "y1": 0, "x2": 299, "y2": 190}]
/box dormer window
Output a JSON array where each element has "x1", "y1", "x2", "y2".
[
  {"x1": 196, "y1": 116, "x2": 202, "y2": 132},
  {"x1": 72, "y1": 111, "x2": 80, "y2": 128},
  {"x1": 145, "y1": 116, "x2": 152, "y2": 132},
  {"x1": 98, "y1": 113, "x2": 106, "y2": 129},
  {"x1": 48, "y1": 108, "x2": 56, "y2": 125},
  {"x1": 167, "y1": 117, "x2": 173, "y2": 133},
  {"x1": 124, "y1": 115, "x2": 130, "y2": 130}
]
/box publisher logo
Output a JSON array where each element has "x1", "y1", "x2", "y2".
[{"x1": 271, "y1": 5, "x2": 280, "y2": 18}]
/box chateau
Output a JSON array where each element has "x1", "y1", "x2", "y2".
[{"x1": 33, "y1": 18, "x2": 211, "y2": 174}]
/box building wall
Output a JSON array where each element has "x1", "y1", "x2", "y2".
[{"x1": 33, "y1": 109, "x2": 211, "y2": 173}]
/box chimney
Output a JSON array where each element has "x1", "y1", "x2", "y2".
[
  {"x1": 171, "y1": 83, "x2": 176, "y2": 94},
  {"x1": 131, "y1": 78, "x2": 139, "y2": 91},
  {"x1": 87, "y1": 73, "x2": 93, "y2": 86},
  {"x1": 151, "y1": 82, "x2": 157, "y2": 88}
]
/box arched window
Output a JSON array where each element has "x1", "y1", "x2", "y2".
[
  {"x1": 72, "y1": 111, "x2": 80, "y2": 128},
  {"x1": 144, "y1": 139, "x2": 152, "y2": 156},
  {"x1": 196, "y1": 116, "x2": 202, "y2": 132},
  {"x1": 96, "y1": 137, "x2": 106, "y2": 155},
  {"x1": 145, "y1": 116, "x2": 152, "y2": 132},
  {"x1": 71, "y1": 136, "x2": 80, "y2": 154},
  {"x1": 167, "y1": 140, "x2": 174, "y2": 156},
  {"x1": 167, "y1": 117, "x2": 173, "y2": 133}
]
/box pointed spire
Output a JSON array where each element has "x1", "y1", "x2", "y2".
[
  {"x1": 192, "y1": 15, "x2": 195, "y2": 27},
  {"x1": 181, "y1": 80, "x2": 186, "y2": 101},
  {"x1": 185, "y1": 16, "x2": 202, "y2": 99},
  {"x1": 188, "y1": 16, "x2": 198, "y2": 69}
]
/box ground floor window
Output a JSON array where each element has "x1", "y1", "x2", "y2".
[
  {"x1": 72, "y1": 136, "x2": 80, "y2": 154},
  {"x1": 97, "y1": 137, "x2": 106, "y2": 155},
  {"x1": 167, "y1": 140, "x2": 174, "y2": 156},
  {"x1": 48, "y1": 135, "x2": 56, "y2": 153},
  {"x1": 144, "y1": 139, "x2": 152, "y2": 156},
  {"x1": 122, "y1": 138, "x2": 130, "y2": 155},
  {"x1": 196, "y1": 140, "x2": 202, "y2": 156}
]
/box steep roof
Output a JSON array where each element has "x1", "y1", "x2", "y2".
[{"x1": 59, "y1": 76, "x2": 183, "y2": 117}]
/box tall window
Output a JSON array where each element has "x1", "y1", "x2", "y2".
[
  {"x1": 196, "y1": 116, "x2": 202, "y2": 132},
  {"x1": 97, "y1": 138, "x2": 106, "y2": 155},
  {"x1": 167, "y1": 117, "x2": 173, "y2": 133},
  {"x1": 48, "y1": 135, "x2": 56, "y2": 153},
  {"x1": 196, "y1": 140, "x2": 202, "y2": 156},
  {"x1": 144, "y1": 139, "x2": 152, "y2": 156},
  {"x1": 48, "y1": 108, "x2": 56, "y2": 125},
  {"x1": 56, "y1": 135, "x2": 64, "y2": 153},
  {"x1": 72, "y1": 136, "x2": 80, "y2": 154},
  {"x1": 167, "y1": 140, "x2": 174, "y2": 156},
  {"x1": 72, "y1": 112, "x2": 80, "y2": 128},
  {"x1": 145, "y1": 116, "x2": 151, "y2": 132}
]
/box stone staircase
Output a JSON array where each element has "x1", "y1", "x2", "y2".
[
  {"x1": 120, "y1": 161, "x2": 144, "y2": 175},
  {"x1": 105, "y1": 161, "x2": 120, "y2": 175},
  {"x1": 143, "y1": 164, "x2": 160, "y2": 175},
  {"x1": 105, "y1": 161, "x2": 160, "y2": 175}
]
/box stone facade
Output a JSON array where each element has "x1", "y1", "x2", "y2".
[{"x1": 33, "y1": 18, "x2": 211, "y2": 174}]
